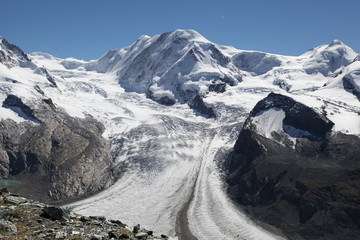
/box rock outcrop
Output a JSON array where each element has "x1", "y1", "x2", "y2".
[
  {"x1": 227, "y1": 93, "x2": 360, "y2": 240},
  {"x1": 343, "y1": 70, "x2": 360, "y2": 100},
  {"x1": 187, "y1": 95, "x2": 216, "y2": 118},
  {"x1": 0, "y1": 38, "x2": 31, "y2": 68},
  {"x1": 0, "y1": 93, "x2": 115, "y2": 203}
]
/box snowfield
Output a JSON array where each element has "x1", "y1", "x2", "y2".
[{"x1": 1, "y1": 30, "x2": 360, "y2": 239}]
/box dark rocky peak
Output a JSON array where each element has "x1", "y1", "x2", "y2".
[
  {"x1": 0, "y1": 38, "x2": 31, "y2": 61},
  {"x1": 0, "y1": 37, "x2": 32, "y2": 68},
  {"x1": 227, "y1": 94, "x2": 360, "y2": 240},
  {"x1": 251, "y1": 93, "x2": 334, "y2": 140}
]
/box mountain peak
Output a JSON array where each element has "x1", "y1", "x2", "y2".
[
  {"x1": 303, "y1": 39, "x2": 357, "y2": 76},
  {"x1": 328, "y1": 39, "x2": 344, "y2": 47},
  {"x1": 162, "y1": 29, "x2": 209, "y2": 44},
  {"x1": 0, "y1": 37, "x2": 32, "y2": 67},
  {"x1": 171, "y1": 29, "x2": 202, "y2": 37},
  {"x1": 135, "y1": 34, "x2": 151, "y2": 43}
]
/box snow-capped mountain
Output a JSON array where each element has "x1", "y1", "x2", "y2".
[
  {"x1": 30, "y1": 30, "x2": 358, "y2": 108},
  {"x1": 1, "y1": 30, "x2": 359, "y2": 239}
]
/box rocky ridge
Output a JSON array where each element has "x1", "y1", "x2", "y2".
[
  {"x1": 0, "y1": 189, "x2": 175, "y2": 239},
  {"x1": 0, "y1": 36, "x2": 116, "y2": 203},
  {"x1": 0, "y1": 93, "x2": 115, "y2": 203}
]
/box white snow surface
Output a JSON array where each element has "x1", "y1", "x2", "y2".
[
  {"x1": 252, "y1": 108, "x2": 286, "y2": 139},
  {"x1": 1, "y1": 29, "x2": 360, "y2": 239}
]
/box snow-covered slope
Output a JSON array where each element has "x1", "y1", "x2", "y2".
[{"x1": 1, "y1": 30, "x2": 360, "y2": 239}]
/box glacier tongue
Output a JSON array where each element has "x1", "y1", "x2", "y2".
[
  {"x1": 68, "y1": 109, "x2": 283, "y2": 240},
  {"x1": 187, "y1": 126, "x2": 284, "y2": 240}
]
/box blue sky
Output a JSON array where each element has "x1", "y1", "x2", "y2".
[{"x1": 1, "y1": 0, "x2": 359, "y2": 60}]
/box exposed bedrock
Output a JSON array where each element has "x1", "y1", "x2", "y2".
[
  {"x1": 227, "y1": 93, "x2": 360, "y2": 240},
  {"x1": 0, "y1": 94, "x2": 115, "y2": 204}
]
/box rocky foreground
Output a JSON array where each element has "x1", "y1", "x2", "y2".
[{"x1": 0, "y1": 189, "x2": 176, "y2": 240}]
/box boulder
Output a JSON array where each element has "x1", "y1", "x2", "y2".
[
  {"x1": 133, "y1": 224, "x2": 140, "y2": 233},
  {"x1": 4, "y1": 195, "x2": 28, "y2": 205},
  {"x1": 41, "y1": 206, "x2": 70, "y2": 221},
  {"x1": 135, "y1": 232, "x2": 148, "y2": 239},
  {"x1": 0, "y1": 220, "x2": 17, "y2": 233}
]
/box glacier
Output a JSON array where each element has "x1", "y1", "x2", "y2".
[{"x1": 1, "y1": 30, "x2": 360, "y2": 239}]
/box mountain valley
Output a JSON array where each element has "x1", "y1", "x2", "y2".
[{"x1": 0, "y1": 29, "x2": 359, "y2": 239}]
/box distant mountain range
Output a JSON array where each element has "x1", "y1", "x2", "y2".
[{"x1": 0, "y1": 29, "x2": 359, "y2": 239}]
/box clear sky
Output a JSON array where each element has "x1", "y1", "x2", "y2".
[{"x1": 0, "y1": 0, "x2": 359, "y2": 60}]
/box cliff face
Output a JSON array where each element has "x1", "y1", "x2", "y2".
[
  {"x1": 0, "y1": 94, "x2": 115, "y2": 203},
  {"x1": 227, "y1": 93, "x2": 360, "y2": 240}
]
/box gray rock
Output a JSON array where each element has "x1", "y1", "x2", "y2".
[
  {"x1": 119, "y1": 233, "x2": 130, "y2": 239},
  {"x1": 208, "y1": 82, "x2": 226, "y2": 93},
  {"x1": 4, "y1": 195, "x2": 28, "y2": 205},
  {"x1": 80, "y1": 216, "x2": 90, "y2": 222},
  {"x1": 90, "y1": 234, "x2": 104, "y2": 240},
  {"x1": 54, "y1": 231, "x2": 67, "y2": 239},
  {"x1": 0, "y1": 220, "x2": 17, "y2": 233},
  {"x1": 108, "y1": 231, "x2": 118, "y2": 238},
  {"x1": 0, "y1": 148, "x2": 9, "y2": 178},
  {"x1": 89, "y1": 216, "x2": 106, "y2": 222},
  {"x1": 135, "y1": 232, "x2": 148, "y2": 239},
  {"x1": 42, "y1": 206, "x2": 70, "y2": 221},
  {"x1": 187, "y1": 95, "x2": 216, "y2": 118},
  {"x1": 133, "y1": 224, "x2": 140, "y2": 233}
]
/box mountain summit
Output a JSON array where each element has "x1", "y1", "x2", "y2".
[{"x1": 303, "y1": 39, "x2": 357, "y2": 76}]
